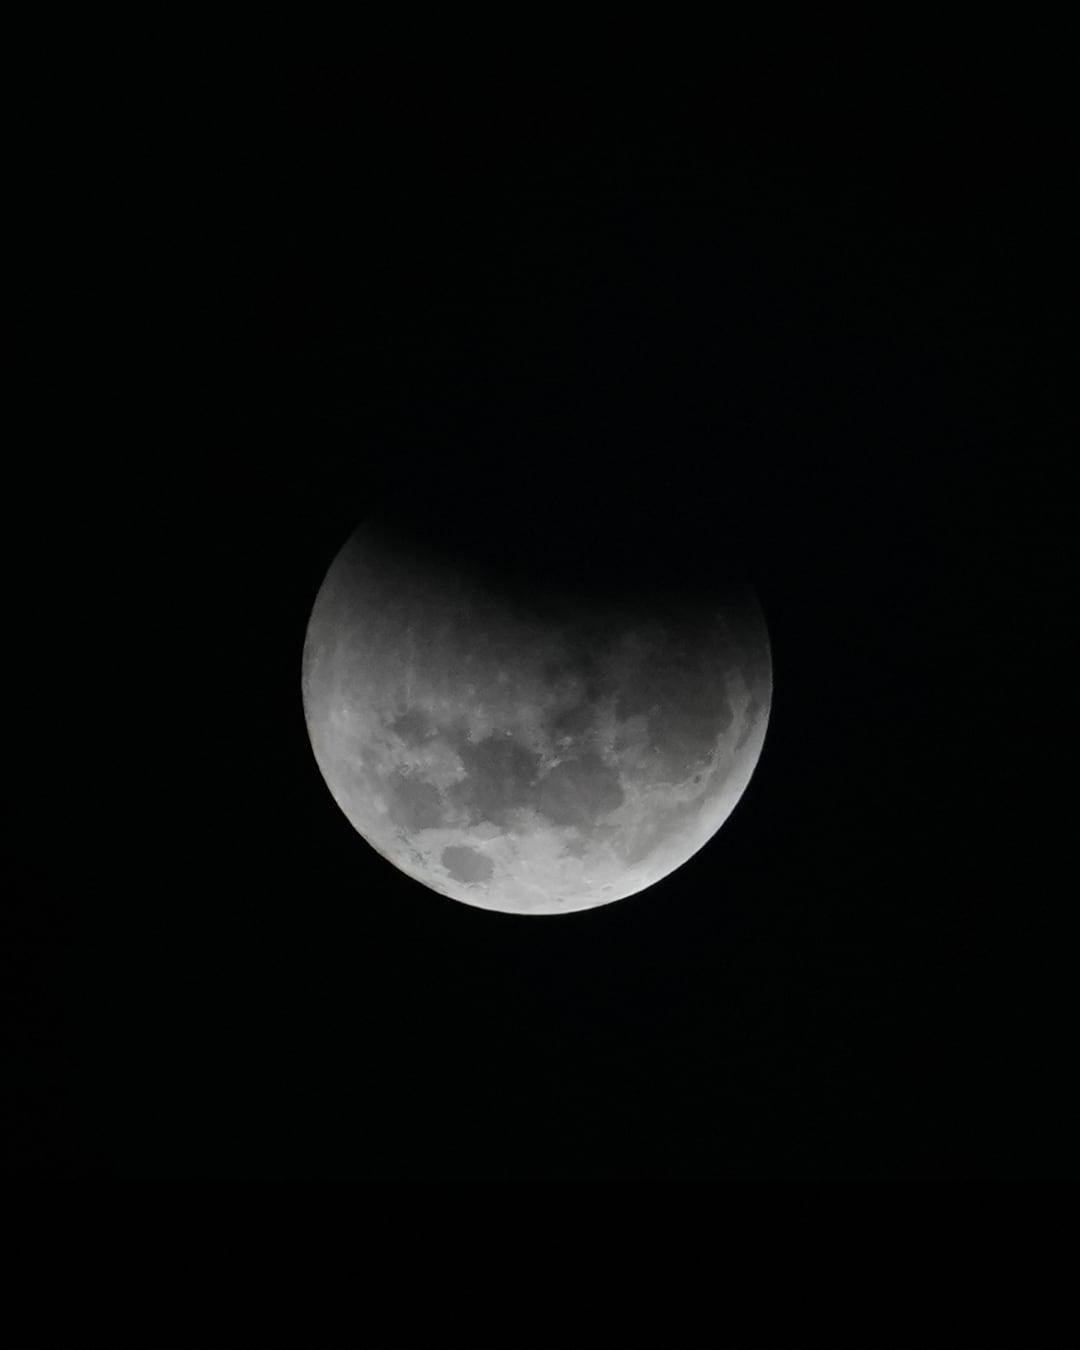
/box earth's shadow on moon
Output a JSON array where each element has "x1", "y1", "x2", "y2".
[{"x1": 359, "y1": 481, "x2": 761, "y2": 627}]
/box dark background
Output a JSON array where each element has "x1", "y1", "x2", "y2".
[{"x1": 11, "y1": 51, "x2": 1073, "y2": 1176}]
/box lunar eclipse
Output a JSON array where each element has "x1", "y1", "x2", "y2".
[{"x1": 302, "y1": 500, "x2": 772, "y2": 914}]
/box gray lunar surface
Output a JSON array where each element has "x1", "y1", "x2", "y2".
[{"x1": 302, "y1": 513, "x2": 772, "y2": 915}]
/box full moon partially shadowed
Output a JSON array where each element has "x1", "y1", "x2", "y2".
[{"x1": 301, "y1": 498, "x2": 772, "y2": 915}]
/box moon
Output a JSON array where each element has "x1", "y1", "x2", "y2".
[{"x1": 301, "y1": 503, "x2": 772, "y2": 915}]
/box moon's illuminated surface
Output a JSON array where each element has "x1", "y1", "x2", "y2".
[{"x1": 302, "y1": 508, "x2": 772, "y2": 915}]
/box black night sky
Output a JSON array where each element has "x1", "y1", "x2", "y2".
[{"x1": 13, "y1": 53, "x2": 1073, "y2": 1177}]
